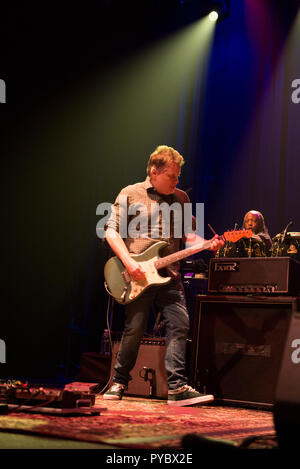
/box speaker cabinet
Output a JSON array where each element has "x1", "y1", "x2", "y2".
[
  {"x1": 110, "y1": 337, "x2": 168, "y2": 399},
  {"x1": 189, "y1": 295, "x2": 299, "y2": 407},
  {"x1": 273, "y1": 312, "x2": 300, "y2": 447}
]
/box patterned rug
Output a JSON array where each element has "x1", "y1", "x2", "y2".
[{"x1": 0, "y1": 395, "x2": 277, "y2": 449}]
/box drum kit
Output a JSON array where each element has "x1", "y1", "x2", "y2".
[
  {"x1": 216, "y1": 230, "x2": 300, "y2": 262},
  {"x1": 216, "y1": 237, "x2": 268, "y2": 258},
  {"x1": 271, "y1": 232, "x2": 300, "y2": 262}
]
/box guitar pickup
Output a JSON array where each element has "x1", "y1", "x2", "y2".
[{"x1": 122, "y1": 271, "x2": 130, "y2": 283}]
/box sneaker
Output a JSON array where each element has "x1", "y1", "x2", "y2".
[
  {"x1": 167, "y1": 385, "x2": 214, "y2": 407},
  {"x1": 103, "y1": 383, "x2": 127, "y2": 400}
]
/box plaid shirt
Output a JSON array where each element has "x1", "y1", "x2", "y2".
[{"x1": 106, "y1": 177, "x2": 191, "y2": 275}]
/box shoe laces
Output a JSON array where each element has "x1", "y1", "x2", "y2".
[
  {"x1": 169, "y1": 384, "x2": 196, "y2": 394},
  {"x1": 110, "y1": 383, "x2": 125, "y2": 391},
  {"x1": 181, "y1": 385, "x2": 195, "y2": 393}
]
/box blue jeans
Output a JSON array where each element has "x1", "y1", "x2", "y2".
[{"x1": 113, "y1": 278, "x2": 190, "y2": 390}]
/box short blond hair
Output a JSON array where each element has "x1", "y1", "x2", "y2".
[{"x1": 147, "y1": 145, "x2": 185, "y2": 176}]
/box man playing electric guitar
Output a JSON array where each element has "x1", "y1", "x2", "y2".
[{"x1": 103, "y1": 145, "x2": 224, "y2": 406}]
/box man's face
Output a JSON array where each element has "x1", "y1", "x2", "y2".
[
  {"x1": 244, "y1": 212, "x2": 259, "y2": 233},
  {"x1": 150, "y1": 162, "x2": 181, "y2": 195}
]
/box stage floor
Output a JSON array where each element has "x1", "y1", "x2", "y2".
[{"x1": 0, "y1": 384, "x2": 279, "y2": 452}]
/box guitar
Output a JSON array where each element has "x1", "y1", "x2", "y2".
[{"x1": 104, "y1": 229, "x2": 252, "y2": 304}]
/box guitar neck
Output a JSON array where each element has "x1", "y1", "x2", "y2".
[{"x1": 154, "y1": 239, "x2": 213, "y2": 270}]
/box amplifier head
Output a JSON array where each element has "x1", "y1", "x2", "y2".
[{"x1": 208, "y1": 257, "x2": 300, "y2": 296}]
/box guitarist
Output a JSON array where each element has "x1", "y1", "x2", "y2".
[{"x1": 103, "y1": 145, "x2": 224, "y2": 405}]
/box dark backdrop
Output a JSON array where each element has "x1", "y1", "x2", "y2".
[{"x1": 1, "y1": 0, "x2": 300, "y2": 379}]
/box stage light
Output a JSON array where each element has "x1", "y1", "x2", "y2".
[
  {"x1": 209, "y1": 11, "x2": 219, "y2": 22},
  {"x1": 204, "y1": 1, "x2": 230, "y2": 22}
]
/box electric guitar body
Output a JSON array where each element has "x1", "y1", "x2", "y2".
[
  {"x1": 104, "y1": 230, "x2": 252, "y2": 305},
  {"x1": 104, "y1": 241, "x2": 171, "y2": 305}
]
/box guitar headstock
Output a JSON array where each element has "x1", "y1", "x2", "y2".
[{"x1": 223, "y1": 229, "x2": 253, "y2": 243}]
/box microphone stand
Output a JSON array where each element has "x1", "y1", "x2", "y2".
[{"x1": 277, "y1": 221, "x2": 293, "y2": 256}]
